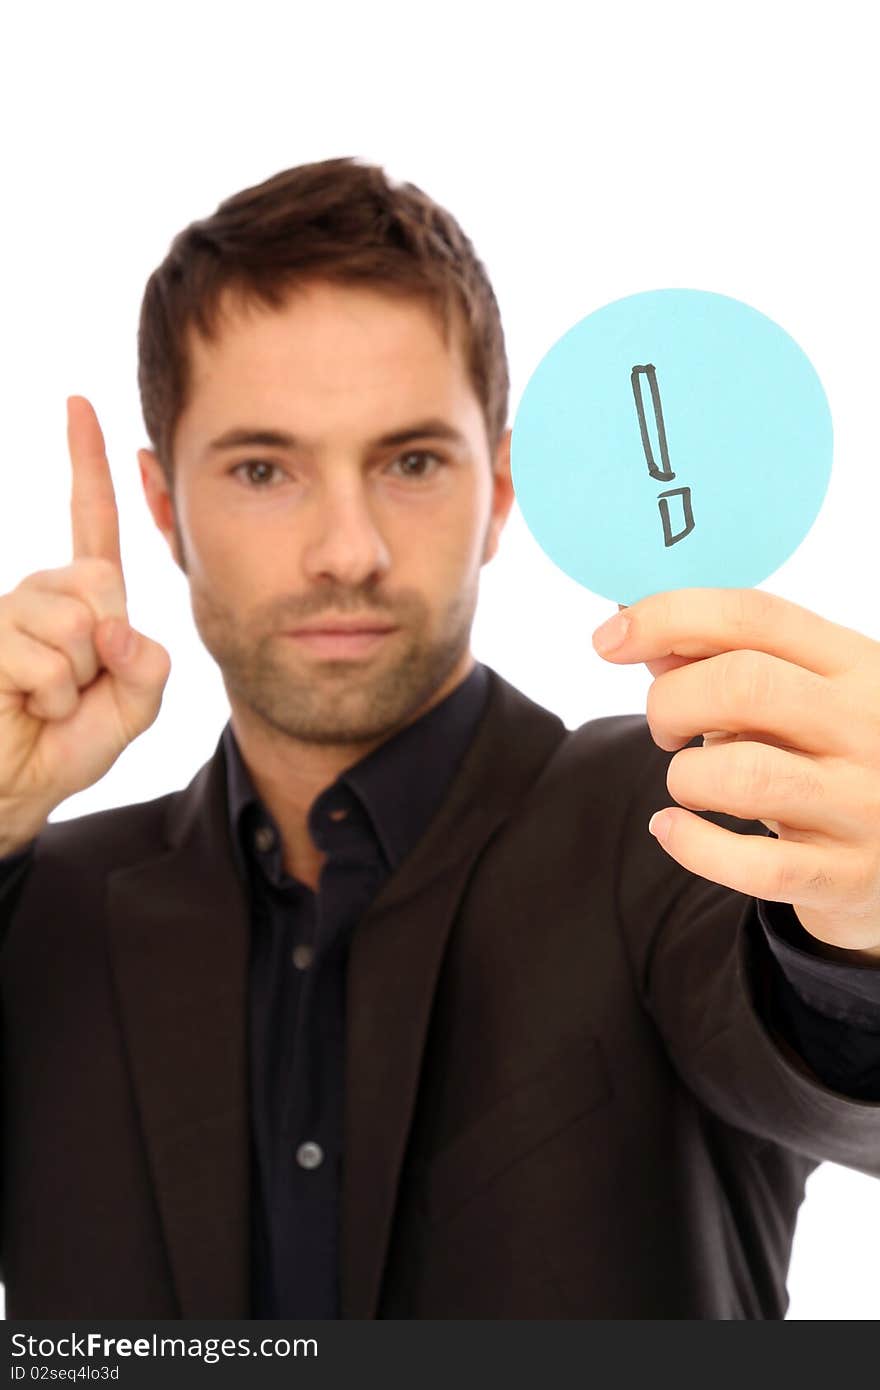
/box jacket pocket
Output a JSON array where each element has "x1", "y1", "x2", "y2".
[{"x1": 424, "y1": 1032, "x2": 613, "y2": 1226}]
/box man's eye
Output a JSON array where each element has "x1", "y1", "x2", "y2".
[
  {"x1": 232, "y1": 460, "x2": 284, "y2": 487},
  {"x1": 389, "y1": 450, "x2": 444, "y2": 480}
]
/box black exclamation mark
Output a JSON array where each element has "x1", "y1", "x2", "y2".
[{"x1": 631, "y1": 364, "x2": 695, "y2": 547}]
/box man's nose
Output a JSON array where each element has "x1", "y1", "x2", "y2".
[{"x1": 301, "y1": 477, "x2": 392, "y2": 586}]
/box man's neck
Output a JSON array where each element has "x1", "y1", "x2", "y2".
[{"x1": 228, "y1": 652, "x2": 475, "y2": 888}]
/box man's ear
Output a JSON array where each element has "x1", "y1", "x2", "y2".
[
  {"x1": 481, "y1": 427, "x2": 515, "y2": 565},
  {"x1": 138, "y1": 447, "x2": 184, "y2": 570}
]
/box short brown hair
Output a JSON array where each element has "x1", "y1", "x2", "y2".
[{"x1": 137, "y1": 156, "x2": 509, "y2": 485}]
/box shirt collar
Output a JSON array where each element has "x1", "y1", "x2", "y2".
[{"x1": 222, "y1": 661, "x2": 490, "y2": 879}]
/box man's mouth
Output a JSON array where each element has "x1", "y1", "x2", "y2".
[{"x1": 283, "y1": 623, "x2": 399, "y2": 659}]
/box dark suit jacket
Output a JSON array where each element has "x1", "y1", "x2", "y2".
[{"x1": 2, "y1": 668, "x2": 879, "y2": 1319}]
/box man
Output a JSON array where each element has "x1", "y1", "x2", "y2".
[{"x1": 0, "y1": 156, "x2": 878, "y2": 1320}]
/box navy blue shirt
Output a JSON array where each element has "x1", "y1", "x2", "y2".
[
  {"x1": 1, "y1": 662, "x2": 879, "y2": 1317},
  {"x1": 222, "y1": 660, "x2": 492, "y2": 1316}
]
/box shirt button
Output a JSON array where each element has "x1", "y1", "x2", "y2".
[
  {"x1": 254, "y1": 825, "x2": 276, "y2": 853},
  {"x1": 296, "y1": 1141, "x2": 324, "y2": 1171},
  {"x1": 291, "y1": 943, "x2": 314, "y2": 971}
]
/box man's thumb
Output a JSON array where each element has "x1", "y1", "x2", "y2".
[
  {"x1": 102, "y1": 618, "x2": 139, "y2": 665},
  {"x1": 100, "y1": 618, "x2": 171, "y2": 695}
]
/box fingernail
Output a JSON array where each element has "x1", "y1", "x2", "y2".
[
  {"x1": 592, "y1": 612, "x2": 630, "y2": 655},
  {"x1": 648, "y1": 810, "x2": 672, "y2": 843}
]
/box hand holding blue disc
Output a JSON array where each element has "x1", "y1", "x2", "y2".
[{"x1": 510, "y1": 289, "x2": 833, "y2": 606}]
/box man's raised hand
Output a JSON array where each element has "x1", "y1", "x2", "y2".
[{"x1": 0, "y1": 397, "x2": 171, "y2": 853}]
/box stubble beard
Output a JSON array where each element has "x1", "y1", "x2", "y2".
[{"x1": 189, "y1": 577, "x2": 478, "y2": 749}]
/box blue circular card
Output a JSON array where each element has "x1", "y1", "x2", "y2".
[{"x1": 510, "y1": 289, "x2": 833, "y2": 606}]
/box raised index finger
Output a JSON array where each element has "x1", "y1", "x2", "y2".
[{"x1": 68, "y1": 395, "x2": 124, "y2": 577}]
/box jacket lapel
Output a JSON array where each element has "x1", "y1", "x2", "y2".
[
  {"x1": 105, "y1": 667, "x2": 567, "y2": 1320},
  {"x1": 105, "y1": 744, "x2": 252, "y2": 1318},
  {"x1": 340, "y1": 670, "x2": 567, "y2": 1317}
]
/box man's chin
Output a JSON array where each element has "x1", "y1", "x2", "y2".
[
  {"x1": 226, "y1": 627, "x2": 469, "y2": 746},
  {"x1": 270, "y1": 703, "x2": 413, "y2": 748},
  {"x1": 253, "y1": 663, "x2": 428, "y2": 745}
]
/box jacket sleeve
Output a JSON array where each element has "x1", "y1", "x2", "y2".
[
  {"x1": 614, "y1": 722, "x2": 880, "y2": 1180},
  {"x1": 0, "y1": 838, "x2": 37, "y2": 1277},
  {"x1": 755, "y1": 898, "x2": 880, "y2": 1101}
]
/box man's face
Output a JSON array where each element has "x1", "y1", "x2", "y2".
[{"x1": 139, "y1": 279, "x2": 513, "y2": 747}]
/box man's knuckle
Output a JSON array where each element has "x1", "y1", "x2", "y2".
[
  {"x1": 62, "y1": 603, "x2": 94, "y2": 642},
  {"x1": 656, "y1": 592, "x2": 676, "y2": 635},
  {"x1": 772, "y1": 855, "x2": 805, "y2": 901},
  {"x1": 719, "y1": 649, "x2": 771, "y2": 715},
  {"x1": 725, "y1": 589, "x2": 753, "y2": 640},
  {"x1": 38, "y1": 649, "x2": 72, "y2": 688},
  {"x1": 728, "y1": 745, "x2": 770, "y2": 804},
  {"x1": 727, "y1": 587, "x2": 773, "y2": 640},
  {"x1": 792, "y1": 765, "x2": 825, "y2": 805},
  {"x1": 76, "y1": 556, "x2": 123, "y2": 608},
  {"x1": 751, "y1": 587, "x2": 776, "y2": 622}
]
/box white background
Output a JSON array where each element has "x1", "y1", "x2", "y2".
[{"x1": 2, "y1": 0, "x2": 878, "y2": 1320}]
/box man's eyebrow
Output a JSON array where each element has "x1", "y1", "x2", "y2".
[{"x1": 205, "y1": 419, "x2": 469, "y2": 454}]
